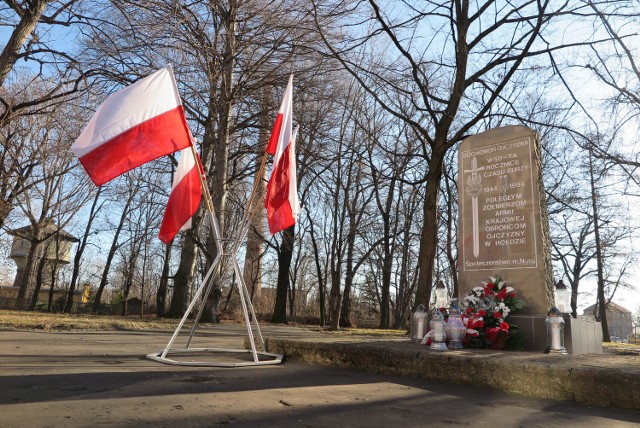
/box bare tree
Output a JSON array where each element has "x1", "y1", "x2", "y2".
[
  {"x1": 310, "y1": 0, "x2": 621, "y2": 308},
  {"x1": 0, "y1": 1, "x2": 95, "y2": 129},
  {"x1": 5, "y1": 101, "x2": 91, "y2": 309},
  {"x1": 92, "y1": 180, "x2": 139, "y2": 313}
]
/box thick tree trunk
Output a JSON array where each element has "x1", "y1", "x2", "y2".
[
  {"x1": 16, "y1": 236, "x2": 43, "y2": 309},
  {"x1": 271, "y1": 225, "x2": 294, "y2": 324},
  {"x1": 29, "y1": 251, "x2": 49, "y2": 310},
  {"x1": 378, "y1": 244, "x2": 393, "y2": 329},
  {"x1": 415, "y1": 152, "x2": 445, "y2": 308},
  {"x1": 201, "y1": 1, "x2": 237, "y2": 323},
  {"x1": 328, "y1": 264, "x2": 342, "y2": 330},
  {"x1": 242, "y1": 94, "x2": 270, "y2": 308},
  {"x1": 0, "y1": 0, "x2": 48, "y2": 87},
  {"x1": 339, "y1": 221, "x2": 357, "y2": 328},
  {"x1": 167, "y1": 231, "x2": 197, "y2": 317}
]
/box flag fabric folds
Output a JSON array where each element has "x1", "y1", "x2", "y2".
[
  {"x1": 71, "y1": 65, "x2": 192, "y2": 186},
  {"x1": 158, "y1": 148, "x2": 202, "y2": 244},
  {"x1": 266, "y1": 75, "x2": 293, "y2": 155},
  {"x1": 265, "y1": 124, "x2": 301, "y2": 235}
]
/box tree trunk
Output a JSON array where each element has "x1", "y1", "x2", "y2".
[
  {"x1": 0, "y1": 0, "x2": 48, "y2": 88},
  {"x1": 328, "y1": 261, "x2": 342, "y2": 330},
  {"x1": 156, "y1": 242, "x2": 172, "y2": 317},
  {"x1": 167, "y1": 230, "x2": 198, "y2": 317},
  {"x1": 271, "y1": 225, "x2": 294, "y2": 324},
  {"x1": 378, "y1": 242, "x2": 393, "y2": 329},
  {"x1": 242, "y1": 89, "x2": 270, "y2": 308},
  {"x1": 415, "y1": 151, "x2": 445, "y2": 308},
  {"x1": 309, "y1": 216, "x2": 326, "y2": 326},
  {"x1": 201, "y1": 1, "x2": 237, "y2": 323},
  {"x1": 589, "y1": 152, "x2": 609, "y2": 341},
  {"x1": 339, "y1": 219, "x2": 357, "y2": 328},
  {"x1": 16, "y1": 235, "x2": 43, "y2": 309},
  {"x1": 65, "y1": 188, "x2": 102, "y2": 313},
  {"x1": 29, "y1": 251, "x2": 49, "y2": 310},
  {"x1": 92, "y1": 195, "x2": 132, "y2": 314},
  {"x1": 47, "y1": 263, "x2": 57, "y2": 311}
]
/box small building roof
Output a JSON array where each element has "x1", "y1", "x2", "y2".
[{"x1": 8, "y1": 218, "x2": 79, "y2": 242}]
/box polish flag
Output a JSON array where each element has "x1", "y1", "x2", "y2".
[
  {"x1": 265, "y1": 125, "x2": 300, "y2": 235},
  {"x1": 158, "y1": 148, "x2": 202, "y2": 244},
  {"x1": 71, "y1": 65, "x2": 192, "y2": 186},
  {"x1": 265, "y1": 75, "x2": 293, "y2": 155}
]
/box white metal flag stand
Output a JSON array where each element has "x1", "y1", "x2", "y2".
[{"x1": 147, "y1": 145, "x2": 283, "y2": 367}]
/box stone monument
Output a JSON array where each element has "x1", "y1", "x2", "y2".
[
  {"x1": 457, "y1": 126, "x2": 601, "y2": 353},
  {"x1": 458, "y1": 125, "x2": 554, "y2": 312}
]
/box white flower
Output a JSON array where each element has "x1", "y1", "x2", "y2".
[
  {"x1": 497, "y1": 302, "x2": 510, "y2": 317},
  {"x1": 472, "y1": 286, "x2": 484, "y2": 295},
  {"x1": 506, "y1": 287, "x2": 514, "y2": 293},
  {"x1": 465, "y1": 295, "x2": 479, "y2": 305}
]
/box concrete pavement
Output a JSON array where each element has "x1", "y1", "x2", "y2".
[
  {"x1": 261, "y1": 330, "x2": 640, "y2": 410},
  {"x1": 0, "y1": 324, "x2": 639, "y2": 427}
]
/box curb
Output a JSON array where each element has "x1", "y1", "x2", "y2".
[{"x1": 262, "y1": 337, "x2": 640, "y2": 410}]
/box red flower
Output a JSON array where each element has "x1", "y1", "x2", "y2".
[
  {"x1": 468, "y1": 317, "x2": 484, "y2": 330},
  {"x1": 484, "y1": 288, "x2": 495, "y2": 296},
  {"x1": 499, "y1": 321, "x2": 510, "y2": 331},
  {"x1": 486, "y1": 282, "x2": 495, "y2": 289},
  {"x1": 478, "y1": 309, "x2": 487, "y2": 317},
  {"x1": 466, "y1": 307, "x2": 474, "y2": 314},
  {"x1": 493, "y1": 311, "x2": 502, "y2": 319},
  {"x1": 496, "y1": 288, "x2": 508, "y2": 300},
  {"x1": 484, "y1": 327, "x2": 500, "y2": 343},
  {"x1": 508, "y1": 292, "x2": 517, "y2": 298}
]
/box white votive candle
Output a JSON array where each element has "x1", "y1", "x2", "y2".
[{"x1": 551, "y1": 325, "x2": 561, "y2": 349}]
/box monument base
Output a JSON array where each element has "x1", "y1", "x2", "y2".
[{"x1": 509, "y1": 314, "x2": 602, "y2": 354}]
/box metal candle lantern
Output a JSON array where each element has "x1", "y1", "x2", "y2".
[
  {"x1": 545, "y1": 307, "x2": 567, "y2": 354},
  {"x1": 445, "y1": 303, "x2": 466, "y2": 349},
  {"x1": 411, "y1": 304, "x2": 428, "y2": 342},
  {"x1": 429, "y1": 308, "x2": 448, "y2": 351}
]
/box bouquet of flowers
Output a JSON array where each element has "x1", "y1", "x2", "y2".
[{"x1": 461, "y1": 275, "x2": 527, "y2": 350}]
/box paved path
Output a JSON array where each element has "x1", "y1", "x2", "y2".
[{"x1": 1, "y1": 325, "x2": 639, "y2": 427}]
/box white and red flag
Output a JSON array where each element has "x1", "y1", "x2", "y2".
[
  {"x1": 71, "y1": 65, "x2": 192, "y2": 186},
  {"x1": 158, "y1": 148, "x2": 202, "y2": 244},
  {"x1": 266, "y1": 75, "x2": 293, "y2": 155},
  {"x1": 265, "y1": 124, "x2": 300, "y2": 235}
]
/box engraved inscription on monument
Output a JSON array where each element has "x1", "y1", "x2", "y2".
[{"x1": 460, "y1": 137, "x2": 537, "y2": 272}]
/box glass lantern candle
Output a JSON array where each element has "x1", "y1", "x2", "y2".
[
  {"x1": 429, "y1": 308, "x2": 448, "y2": 351},
  {"x1": 445, "y1": 303, "x2": 466, "y2": 349},
  {"x1": 554, "y1": 280, "x2": 571, "y2": 314},
  {"x1": 545, "y1": 307, "x2": 567, "y2": 354},
  {"x1": 411, "y1": 304, "x2": 428, "y2": 342},
  {"x1": 433, "y1": 280, "x2": 449, "y2": 309}
]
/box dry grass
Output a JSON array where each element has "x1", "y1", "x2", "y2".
[
  {"x1": 602, "y1": 341, "x2": 640, "y2": 355},
  {"x1": 0, "y1": 310, "x2": 180, "y2": 332},
  {"x1": 312, "y1": 326, "x2": 408, "y2": 337},
  {"x1": 0, "y1": 310, "x2": 408, "y2": 337}
]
